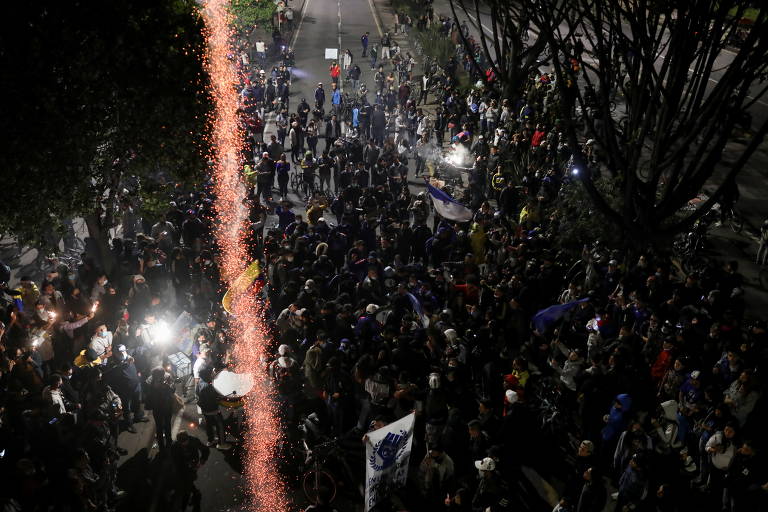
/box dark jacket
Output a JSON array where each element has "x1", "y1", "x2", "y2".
[
  {"x1": 145, "y1": 381, "x2": 176, "y2": 416},
  {"x1": 197, "y1": 380, "x2": 220, "y2": 414}
]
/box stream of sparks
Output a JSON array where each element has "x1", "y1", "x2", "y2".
[{"x1": 201, "y1": 1, "x2": 287, "y2": 510}]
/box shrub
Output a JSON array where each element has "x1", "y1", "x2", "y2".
[
  {"x1": 416, "y1": 26, "x2": 454, "y2": 66},
  {"x1": 229, "y1": 0, "x2": 276, "y2": 32}
]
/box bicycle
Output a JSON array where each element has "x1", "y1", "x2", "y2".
[
  {"x1": 413, "y1": 39, "x2": 423, "y2": 56},
  {"x1": 41, "y1": 252, "x2": 81, "y2": 276},
  {"x1": 722, "y1": 204, "x2": 745, "y2": 234},
  {"x1": 300, "y1": 437, "x2": 362, "y2": 504},
  {"x1": 289, "y1": 170, "x2": 302, "y2": 195},
  {"x1": 292, "y1": 170, "x2": 321, "y2": 201}
]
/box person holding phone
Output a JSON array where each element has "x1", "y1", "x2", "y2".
[{"x1": 88, "y1": 323, "x2": 112, "y2": 365}]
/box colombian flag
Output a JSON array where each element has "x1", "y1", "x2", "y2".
[{"x1": 222, "y1": 260, "x2": 265, "y2": 314}]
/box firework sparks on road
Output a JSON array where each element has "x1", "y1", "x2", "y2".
[{"x1": 201, "y1": 1, "x2": 287, "y2": 510}]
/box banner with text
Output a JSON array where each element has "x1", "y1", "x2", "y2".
[{"x1": 364, "y1": 412, "x2": 415, "y2": 511}]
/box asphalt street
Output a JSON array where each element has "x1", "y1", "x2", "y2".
[
  {"x1": 264, "y1": 0, "x2": 384, "y2": 142},
  {"x1": 114, "y1": 2, "x2": 392, "y2": 511}
]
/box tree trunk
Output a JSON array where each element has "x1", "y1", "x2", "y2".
[{"x1": 84, "y1": 213, "x2": 115, "y2": 276}]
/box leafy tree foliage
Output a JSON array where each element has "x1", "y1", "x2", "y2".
[
  {"x1": 0, "y1": 0, "x2": 210, "y2": 256},
  {"x1": 229, "y1": 0, "x2": 277, "y2": 33}
]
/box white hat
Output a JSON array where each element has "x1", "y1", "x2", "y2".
[
  {"x1": 474, "y1": 457, "x2": 496, "y2": 472},
  {"x1": 117, "y1": 344, "x2": 128, "y2": 353},
  {"x1": 278, "y1": 344, "x2": 290, "y2": 356},
  {"x1": 444, "y1": 329, "x2": 458, "y2": 343},
  {"x1": 366, "y1": 304, "x2": 380, "y2": 314},
  {"x1": 690, "y1": 370, "x2": 701, "y2": 380},
  {"x1": 505, "y1": 389, "x2": 518, "y2": 404}
]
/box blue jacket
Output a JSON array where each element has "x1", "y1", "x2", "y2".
[
  {"x1": 602, "y1": 394, "x2": 632, "y2": 441},
  {"x1": 275, "y1": 206, "x2": 295, "y2": 230}
]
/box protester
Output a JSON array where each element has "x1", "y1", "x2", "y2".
[{"x1": 2, "y1": 5, "x2": 767, "y2": 512}]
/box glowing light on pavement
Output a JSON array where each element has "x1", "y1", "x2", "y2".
[{"x1": 201, "y1": 1, "x2": 287, "y2": 510}]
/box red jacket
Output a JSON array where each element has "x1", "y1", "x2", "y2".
[
  {"x1": 651, "y1": 348, "x2": 674, "y2": 382},
  {"x1": 531, "y1": 130, "x2": 546, "y2": 147}
]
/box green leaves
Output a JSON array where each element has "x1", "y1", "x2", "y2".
[
  {"x1": 0, "y1": 0, "x2": 211, "y2": 246},
  {"x1": 229, "y1": 0, "x2": 277, "y2": 32}
]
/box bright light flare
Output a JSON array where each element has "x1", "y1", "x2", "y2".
[{"x1": 153, "y1": 320, "x2": 172, "y2": 345}]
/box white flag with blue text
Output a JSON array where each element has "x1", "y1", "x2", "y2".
[
  {"x1": 364, "y1": 412, "x2": 415, "y2": 512},
  {"x1": 426, "y1": 184, "x2": 473, "y2": 222}
]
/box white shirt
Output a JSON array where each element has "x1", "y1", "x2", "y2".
[
  {"x1": 706, "y1": 431, "x2": 736, "y2": 470},
  {"x1": 193, "y1": 356, "x2": 208, "y2": 379},
  {"x1": 88, "y1": 331, "x2": 113, "y2": 358},
  {"x1": 61, "y1": 316, "x2": 90, "y2": 339},
  {"x1": 43, "y1": 386, "x2": 66, "y2": 415}
]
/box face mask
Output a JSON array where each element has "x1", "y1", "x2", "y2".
[{"x1": 99, "y1": 331, "x2": 108, "y2": 338}]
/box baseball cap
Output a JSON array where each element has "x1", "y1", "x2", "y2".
[
  {"x1": 474, "y1": 457, "x2": 496, "y2": 472},
  {"x1": 366, "y1": 304, "x2": 380, "y2": 314}
]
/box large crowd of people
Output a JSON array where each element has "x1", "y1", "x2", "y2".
[{"x1": 2, "y1": 3, "x2": 767, "y2": 512}]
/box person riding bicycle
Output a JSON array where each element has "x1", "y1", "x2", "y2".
[
  {"x1": 301, "y1": 151, "x2": 318, "y2": 199},
  {"x1": 719, "y1": 175, "x2": 740, "y2": 224}
]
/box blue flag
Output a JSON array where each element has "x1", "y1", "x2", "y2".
[
  {"x1": 532, "y1": 298, "x2": 589, "y2": 334},
  {"x1": 426, "y1": 184, "x2": 473, "y2": 222},
  {"x1": 406, "y1": 292, "x2": 429, "y2": 327}
]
